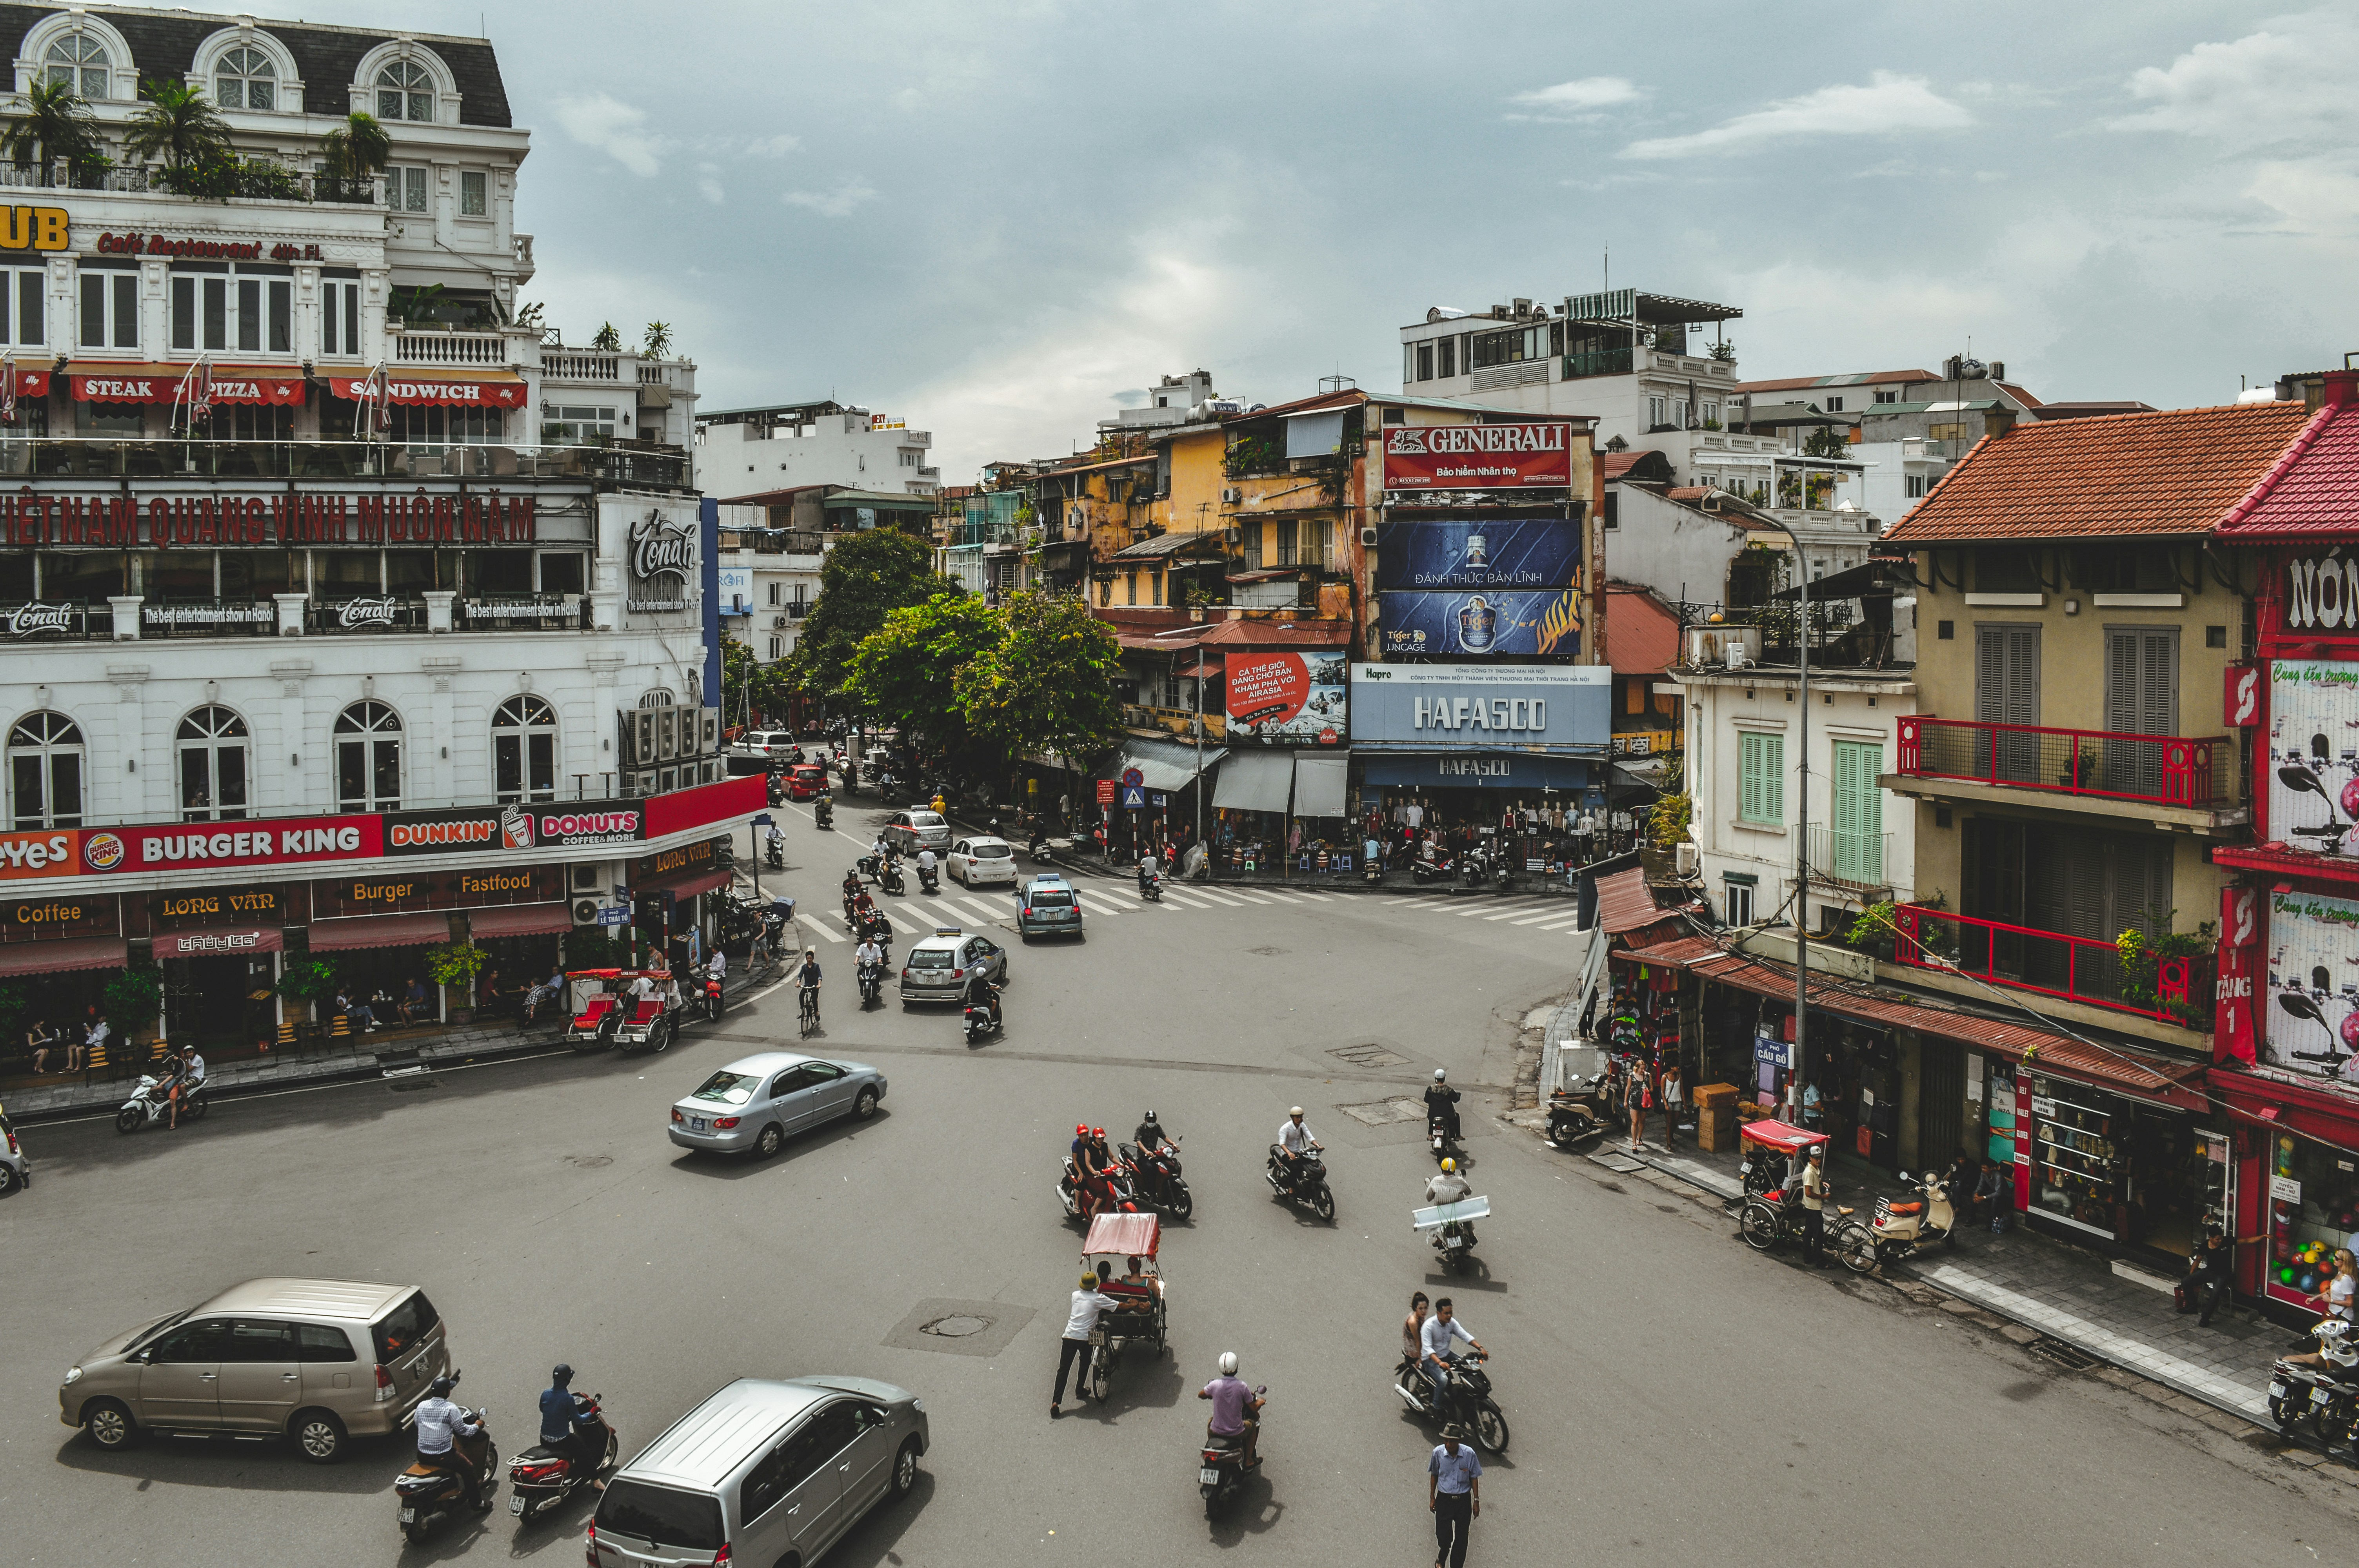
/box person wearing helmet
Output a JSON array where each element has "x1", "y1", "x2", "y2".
[
  {"x1": 1198, "y1": 1351, "x2": 1264, "y2": 1467},
  {"x1": 1424, "y1": 1066, "x2": 1462, "y2": 1147},
  {"x1": 1068, "y1": 1124, "x2": 1114, "y2": 1219},
  {"x1": 1131, "y1": 1109, "x2": 1178, "y2": 1204},
  {"x1": 413, "y1": 1373, "x2": 487, "y2": 1513},
  {"x1": 1426, "y1": 1156, "x2": 1475, "y2": 1245},
  {"x1": 1275, "y1": 1106, "x2": 1320, "y2": 1169},
  {"x1": 539, "y1": 1363, "x2": 604, "y2": 1490}
]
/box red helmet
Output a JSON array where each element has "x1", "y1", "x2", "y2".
[
  {"x1": 1092, "y1": 1126, "x2": 1105, "y2": 1138},
  {"x1": 1076, "y1": 1123, "x2": 1089, "y2": 1136}
]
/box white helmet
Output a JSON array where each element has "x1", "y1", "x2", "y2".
[
  {"x1": 1434, "y1": 1067, "x2": 1447, "y2": 1082},
  {"x1": 1218, "y1": 1351, "x2": 1238, "y2": 1376},
  {"x1": 1289, "y1": 1106, "x2": 1303, "y2": 1118}
]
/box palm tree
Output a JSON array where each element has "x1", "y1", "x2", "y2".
[
  {"x1": 642, "y1": 321, "x2": 673, "y2": 358},
  {"x1": 320, "y1": 110, "x2": 390, "y2": 180},
  {"x1": 123, "y1": 78, "x2": 232, "y2": 172},
  {"x1": 590, "y1": 322, "x2": 622, "y2": 352},
  {"x1": 0, "y1": 80, "x2": 101, "y2": 179}
]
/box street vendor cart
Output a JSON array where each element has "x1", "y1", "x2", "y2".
[{"x1": 1081, "y1": 1211, "x2": 1167, "y2": 1400}]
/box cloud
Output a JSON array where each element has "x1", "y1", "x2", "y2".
[
  {"x1": 1620, "y1": 71, "x2": 1970, "y2": 160},
  {"x1": 696, "y1": 163, "x2": 724, "y2": 206},
  {"x1": 552, "y1": 93, "x2": 663, "y2": 178},
  {"x1": 2109, "y1": 14, "x2": 2359, "y2": 150},
  {"x1": 2245, "y1": 156, "x2": 2359, "y2": 239},
  {"x1": 691, "y1": 132, "x2": 802, "y2": 160},
  {"x1": 1506, "y1": 76, "x2": 1644, "y2": 122},
  {"x1": 781, "y1": 178, "x2": 879, "y2": 218}
]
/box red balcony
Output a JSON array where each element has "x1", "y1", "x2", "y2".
[
  {"x1": 1894, "y1": 716, "x2": 2226, "y2": 808},
  {"x1": 1889, "y1": 905, "x2": 2206, "y2": 1027}
]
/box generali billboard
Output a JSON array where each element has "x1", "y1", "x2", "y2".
[{"x1": 1382, "y1": 422, "x2": 1574, "y2": 490}]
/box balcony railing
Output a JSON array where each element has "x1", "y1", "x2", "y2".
[
  {"x1": 1805, "y1": 824, "x2": 1890, "y2": 891},
  {"x1": 394, "y1": 331, "x2": 516, "y2": 367},
  {"x1": 0, "y1": 437, "x2": 689, "y2": 488},
  {"x1": 1895, "y1": 716, "x2": 2227, "y2": 808},
  {"x1": 1890, "y1": 905, "x2": 2207, "y2": 1026},
  {"x1": 0, "y1": 600, "x2": 110, "y2": 639},
  {"x1": 547, "y1": 353, "x2": 622, "y2": 382}
]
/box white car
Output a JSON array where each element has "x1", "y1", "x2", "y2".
[{"x1": 948, "y1": 836, "x2": 1017, "y2": 887}]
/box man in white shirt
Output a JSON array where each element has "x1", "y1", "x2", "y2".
[
  {"x1": 1275, "y1": 1107, "x2": 1319, "y2": 1165},
  {"x1": 413, "y1": 1374, "x2": 486, "y2": 1513},
  {"x1": 169, "y1": 1049, "x2": 205, "y2": 1129},
  {"x1": 1419, "y1": 1298, "x2": 1483, "y2": 1405},
  {"x1": 1052, "y1": 1272, "x2": 1120, "y2": 1417},
  {"x1": 1799, "y1": 1143, "x2": 1830, "y2": 1265},
  {"x1": 916, "y1": 846, "x2": 938, "y2": 883}
]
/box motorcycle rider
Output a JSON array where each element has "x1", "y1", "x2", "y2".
[
  {"x1": 1132, "y1": 1110, "x2": 1176, "y2": 1202},
  {"x1": 853, "y1": 935, "x2": 885, "y2": 999},
  {"x1": 704, "y1": 949, "x2": 726, "y2": 1012},
  {"x1": 1138, "y1": 851, "x2": 1159, "y2": 896},
  {"x1": 1274, "y1": 1107, "x2": 1320, "y2": 1189},
  {"x1": 840, "y1": 868, "x2": 863, "y2": 918},
  {"x1": 1198, "y1": 1351, "x2": 1264, "y2": 1468},
  {"x1": 539, "y1": 1363, "x2": 604, "y2": 1492},
  {"x1": 168, "y1": 1047, "x2": 206, "y2": 1129},
  {"x1": 1425, "y1": 1067, "x2": 1462, "y2": 1147},
  {"x1": 414, "y1": 1374, "x2": 487, "y2": 1514},
  {"x1": 1418, "y1": 1298, "x2": 1483, "y2": 1410},
  {"x1": 961, "y1": 964, "x2": 1001, "y2": 1029},
  {"x1": 916, "y1": 845, "x2": 939, "y2": 886},
  {"x1": 765, "y1": 822, "x2": 785, "y2": 866},
  {"x1": 1426, "y1": 1157, "x2": 1475, "y2": 1245}
]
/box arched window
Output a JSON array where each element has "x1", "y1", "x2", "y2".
[
  {"x1": 44, "y1": 33, "x2": 109, "y2": 98},
  {"x1": 492, "y1": 695, "x2": 556, "y2": 804},
  {"x1": 334, "y1": 701, "x2": 402, "y2": 810},
  {"x1": 8, "y1": 712, "x2": 84, "y2": 828},
  {"x1": 375, "y1": 59, "x2": 434, "y2": 122},
  {"x1": 215, "y1": 46, "x2": 276, "y2": 111},
  {"x1": 638, "y1": 688, "x2": 675, "y2": 708},
  {"x1": 176, "y1": 706, "x2": 249, "y2": 822}
]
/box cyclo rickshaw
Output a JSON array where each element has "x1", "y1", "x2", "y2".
[
  {"x1": 562, "y1": 968, "x2": 683, "y2": 1056},
  {"x1": 1081, "y1": 1212, "x2": 1168, "y2": 1401},
  {"x1": 1734, "y1": 1119, "x2": 1867, "y2": 1256}
]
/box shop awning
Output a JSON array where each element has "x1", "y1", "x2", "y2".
[
  {"x1": 1213, "y1": 751, "x2": 1294, "y2": 813},
  {"x1": 1595, "y1": 866, "x2": 1675, "y2": 935},
  {"x1": 152, "y1": 927, "x2": 284, "y2": 960},
  {"x1": 1098, "y1": 735, "x2": 1226, "y2": 793},
  {"x1": 464, "y1": 902, "x2": 572, "y2": 938},
  {"x1": 636, "y1": 867, "x2": 733, "y2": 901},
  {"x1": 72, "y1": 363, "x2": 304, "y2": 404},
  {"x1": 1292, "y1": 754, "x2": 1349, "y2": 817},
  {"x1": 0, "y1": 936, "x2": 125, "y2": 976},
  {"x1": 307, "y1": 911, "x2": 453, "y2": 952},
  {"x1": 324, "y1": 370, "x2": 529, "y2": 408}
]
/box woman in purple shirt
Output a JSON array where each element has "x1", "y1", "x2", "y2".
[{"x1": 1198, "y1": 1351, "x2": 1264, "y2": 1467}]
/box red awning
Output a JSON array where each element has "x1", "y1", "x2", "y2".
[
  {"x1": 0, "y1": 368, "x2": 48, "y2": 399},
  {"x1": 307, "y1": 911, "x2": 452, "y2": 952},
  {"x1": 152, "y1": 927, "x2": 284, "y2": 960},
  {"x1": 325, "y1": 371, "x2": 528, "y2": 408},
  {"x1": 634, "y1": 867, "x2": 732, "y2": 901},
  {"x1": 0, "y1": 936, "x2": 126, "y2": 976},
  {"x1": 465, "y1": 902, "x2": 571, "y2": 938},
  {"x1": 71, "y1": 363, "x2": 305, "y2": 404}
]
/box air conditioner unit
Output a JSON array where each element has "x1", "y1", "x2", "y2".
[
  {"x1": 655, "y1": 706, "x2": 680, "y2": 761},
  {"x1": 629, "y1": 708, "x2": 658, "y2": 768},
  {"x1": 571, "y1": 898, "x2": 604, "y2": 927},
  {"x1": 698, "y1": 707, "x2": 721, "y2": 754},
  {"x1": 1359, "y1": 526, "x2": 1378, "y2": 547},
  {"x1": 1221, "y1": 488, "x2": 1241, "y2": 504},
  {"x1": 772, "y1": 614, "x2": 789, "y2": 629},
  {"x1": 1224, "y1": 526, "x2": 1241, "y2": 544},
  {"x1": 1674, "y1": 842, "x2": 1699, "y2": 878}
]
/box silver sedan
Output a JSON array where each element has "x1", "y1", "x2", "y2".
[{"x1": 669, "y1": 1051, "x2": 887, "y2": 1158}]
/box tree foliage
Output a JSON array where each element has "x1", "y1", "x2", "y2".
[
  {"x1": 0, "y1": 80, "x2": 101, "y2": 171},
  {"x1": 720, "y1": 637, "x2": 794, "y2": 724},
  {"x1": 787, "y1": 530, "x2": 963, "y2": 701},
  {"x1": 953, "y1": 590, "x2": 1125, "y2": 766},
  {"x1": 847, "y1": 593, "x2": 1002, "y2": 760},
  {"x1": 124, "y1": 78, "x2": 233, "y2": 171},
  {"x1": 320, "y1": 110, "x2": 391, "y2": 179}
]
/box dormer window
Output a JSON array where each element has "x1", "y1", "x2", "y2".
[
  {"x1": 376, "y1": 60, "x2": 434, "y2": 121},
  {"x1": 216, "y1": 47, "x2": 276, "y2": 111},
  {"x1": 44, "y1": 34, "x2": 109, "y2": 98}
]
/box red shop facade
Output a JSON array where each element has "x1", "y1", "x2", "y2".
[{"x1": 2210, "y1": 371, "x2": 2359, "y2": 1322}]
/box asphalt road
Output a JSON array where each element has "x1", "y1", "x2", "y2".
[{"x1": 4, "y1": 804, "x2": 2355, "y2": 1566}]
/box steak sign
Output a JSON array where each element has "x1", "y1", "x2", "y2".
[{"x1": 1383, "y1": 422, "x2": 1574, "y2": 490}]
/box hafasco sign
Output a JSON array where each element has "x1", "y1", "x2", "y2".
[
  {"x1": 1348, "y1": 663, "x2": 1612, "y2": 751},
  {"x1": 0, "y1": 206, "x2": 69, "y2": 253},
  {"x1": 1383, "y1": 422, "x2": 1573, "y2": 490}
]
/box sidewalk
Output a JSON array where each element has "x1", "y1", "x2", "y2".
[{"x1": 1599, "y1": 1134, "x2": 2281, "y2": 1423}]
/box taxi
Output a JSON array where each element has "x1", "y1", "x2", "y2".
[
  {"x1": 898, "y1": 926, "x2": 1009, "y2": 1007},
  {"x1": 1016, "y1": 873, "x2": 1084, "y2": 940}
]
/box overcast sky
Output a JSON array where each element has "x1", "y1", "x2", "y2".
[{"x1": 216, "y1": 2, "x2": 2359, "y2": 477}]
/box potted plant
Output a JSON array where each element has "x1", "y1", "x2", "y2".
[{"x1": 423, "y1": 941, "x2": 487, "y2": 1024}]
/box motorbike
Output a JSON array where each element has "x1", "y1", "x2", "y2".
[
  {"x1": 1457, "y1": 847, "x2": 1488, "y2": 891},
  {"x1": 858, "y1": 960, "x2": 883, "y2": 1009},
  {"x1": 1139, "y1": 871, "x2": 1163, "y2": 903},
  {"x1": 813, "y1": 797, "x2": 834, "y2": 830},
  {"x1": 857, "y1": 852, "x2": 884, "y2": 885},
  {"x1": 1428, "y1": 1112, "x2": 1461, "y2": 1167},
  {"x1": 1840, "y1": 1170, "x2": 1959, "y2": 1273},
  {"x1": 1199, "y1": 1386, "x2": 1267, "y2": 1517},
  {"x1": 1057, "y1": 1155, "x2": 1140, "y2": 1221},
  {"x1": 918, "y1": 863, "x2": 940, "y2": 895},
  {"x1": 1545, "y1": 1044, "x2": 1614, "y2": 1151},
  {"x1": 2269, "y1": 1320, "x2": 2359, "y2": 1437},
  {"x1": 881, "y1": 860, "x2": 907, "y2": 896},
  {"x1": 395, "y1": 1377, "x2": 497, "y2": 1542},
  {"x1": 963, "y1": 1000, "x2": 1001, "y2": 1045},
  {"x1": 1392, "y1": 1348, "x2": 1508, "y2": 1453},
  {"x1": 507, "y1": 1393, "x2": 616, "y2": 1522},
  {"x1": 764, "y1": 835, "x2": 785, "y2": 871},
  {"x1": 1411, "y1": 851, "x2": 1454, "y2": 885},
  {"x1": 1121, "y1": 1137, "x2": 1194, "y2": 1221},
  {"x1": 859, "y1": 913, "x2": 894, "y2": 957},
  {"x1": 701, "y1": 974, "x2": 724, "y2": 1021},
  {"x1": 116, "y1": 1074, "x2": 206, "y2": 1134},
  {"x1": 1492, "y1": 851, "x2": 1513, "y2": 893},
  {"x1": 1363, "y1": 853, "x2": 1383, "y2": 885},
  {"x1": 1265, "y1": 1145, "x2": 1336, "y2": 1223}
]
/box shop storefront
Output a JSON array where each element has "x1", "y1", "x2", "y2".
[
  {"x1": 629, "y1": 837, "x2": 733, "y2": 967},
  {"x1": 144, "y1": 882, "x2": 288, "y2": 1050},
  {"x1": 1202, "y1": 638, "x2": 1354, "y2": 878},
  {"x1": 0, "y1": 889, "x2": 126, "y2": 1059}
]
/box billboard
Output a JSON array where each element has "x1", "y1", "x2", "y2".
[
  {"x1": 1376, "y1": 587, "x2": 1583, "y2": 657},
  {"x1": 1373, "y1": 515, "x2": 1580, "y2": 592},
  {"x1": 2262, "y1": 889, "x2": 2359, "y2": 1084},
  {"x1": 1382, "y1": 422, "x2": 1574, "y2": 490},
  {"x1": 1349, "y1": 664, "x2": 1610, "y2": 752},
  {"x1": 2267, "y1": 660, "x2": 2359, "y2": 860},
  {"x1": 1224, "y1": 650, "x2": 1348, "y2": 746}
]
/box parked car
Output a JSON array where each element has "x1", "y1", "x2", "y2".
[
  {"x1": 882, "y1": 809, "x2": 951, "y2": 855},
  {"x1": 946, "y1": 837, "x2": 1017, "y2": 887},
  {"x1": 0, "y1": 1109, "x2": 27, "y2": 1195},
  {"x1": 729, "y1": 730, "x2": 801, "y2": 765},
  {"x1": 1016, "y1": 875, "x2": 1084, "y2": 941},
  {"x1": 898, "y1": 927, "x2": 1008, "y2": 1006},
  {"x1": 668, "y1": 1052, "x2": 887, "y2": 1158},
  {"x1": 589, "y1": 1377, "x2": 927, "y2": 1568},
  {"x1": 60, "y1": 1279, "x2": 450, "y2": 1463}
]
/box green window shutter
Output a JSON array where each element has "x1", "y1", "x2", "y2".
[
  {"x1": 1832, "y1": 740, "x2": 1882, "y2": 882},
  {"x1": 1740, "y1": 733, "x2": 1784, "y2": 824}
]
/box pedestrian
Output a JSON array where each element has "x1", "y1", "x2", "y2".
[
  {"x1": 1052, "y1": 1271, "x2": 1118, "y2": 1417},
  {"x1": 2188, "y1": 1221, "x2": 2264, "y2": 1327},
  {"x1": 1799, "y1": 1142, "x2": 1829, "y2": 1265},
  {"x1": 1428, "y1": 1421, "x2": 1482, "y2": 1568},
  {"x1": 2312, "y1": 1247, "x2": 2359, "y2": 1327},
  {"x1": 1976, "y1": 1159, "x2": 2012, "y2": 1234},
  {"x1": 1625, "y1": 1062, "x2": 1649, "y2": 1153},
  {"x1": 78, "y1": 1005, "x2": 106, "y2": 1071},
  {"x1": 1657, "y1": 1060, "x2": 1684, "y2": 1150},
  {"x1": 1402, "y1": 1290, "x2": 1431, "y2": 1369}
]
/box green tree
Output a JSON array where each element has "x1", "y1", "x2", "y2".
[
  {"x1": 642, "y1": 321, "x2": 674, "y2": 358},
  {"x1": 1801, "y1": 423, "x2": 1851, "y2": 459},
  {"x1": 0, "y1": 80, "x2": 102, "y2": 174},
  {"x1": 103, "y1": 963, "x2": 165, "y2": 1036},
  {"x1": 954, "y1": 590, "x2": 1123, "y2": 768},
  {"x1": 590, "y1": 321, "x2": 623, "y2": 352},
  {"x1": 786, "y1": 529, "x2": 963, "y2": 701},
  {"x1": 124, "y1": 78, "x2": 232, "y2": 172},
  {"x1": 320, "y1": 109, "x2": 391, "y2": 180},
  {"x1": 720, "y1": 637, "x2": 794, "y2": 724},
  {"x1": 847, "y1": 593, "x2": 1003, "y2": 760}
]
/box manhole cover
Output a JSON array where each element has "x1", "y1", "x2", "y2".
[
  {"x1": 564, "y1": 1154, "x2": 613, "y2": 1169},
  {"x1": 2026, "y1": 1336, "x2": 2096, "y2": 1371},
  {"x1": 920, "y1": 1314, "x2": 991, "y2": 1339},
  {"x1": 1336, "y1": 1097, "x2": 1425, "y2": 1126},
  {"x1": 883, "y1": 1298, "x2": 1033, "y2": 1357},
  {"x1": 1329, "y1": 1043, "x2": 1409, "y2": 1069}
]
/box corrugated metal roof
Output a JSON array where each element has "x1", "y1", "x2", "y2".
[{"x1": 1596, "y1": 867, "x2": 1676, "y2": 935}]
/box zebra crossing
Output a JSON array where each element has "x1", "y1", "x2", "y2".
[
  {"x1": 787, "y1": 878, "x2": 1580, "y2": 939},
  {"x1": 1383, "y1": 892, "x2": 1590, "y2": 931}
]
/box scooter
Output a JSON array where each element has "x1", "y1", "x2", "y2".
[
  {"x1": 2270, "y1": 1319, "x2": 2359, "y2": 1437},
  {"x1": 1412, "y1": 851, "x2": 1454, "y2": 885},
  {"x1": 701, "y1": 974, "x2": 724, "y2": 1021},
  {"x1": 964, "y1": 998, "x2": 1002, "y2": 1045},
  {"x1": 1414, "y1": 1192, "x2": 1490, "y2": 1277},
  {"x1": 395, "y1": 1376, "x2": 497, "y2": 1542},
  {"x1": 1265, "y1": 1145, "x2": 1336, "y2": 1222},
  {"x1": 764, "y1": 835, "x2": 785, "y2": 871},
  {"x1": 1429, "y1": 1114, "x2": 1462, "y2": 1167},
  {"x1": 1392, "y1": 1349, "x2": 1508, "y2": 1453},
  {"x1": 1841, "y1": 1170, "x2": 1958, "y2": 1272},
  {"x1": 1122, "y1": 1138, "x2": 1194, "y2": 1220},
  {"x1": 1363, "y1": 853, "x2": 1383, "y2": 885},
  {"x1": 918, "y1": 863, "x2": 940, "y2": 895},
  {"x1": 813, "y1": 796, "x2": 834, "y2": 830},
  {"x1": 1057, "y1": 1156, "x2": 1139, "y2": 1220},
  {"x1": 1198, "y1": 1386, "x2": 1267, "y2": 1518},
  {"x1": 507, "y1": 1393, "x2": 616, "y2": 1521},
  {"x1": 1140, "y1": 871, "x2": 1163, "y2": 903},
  {"x1": 116, "y1": 1074, "x2": 206, "y2": 1133},
  {"x1": 858, "y1": 960, "x2": 883, "y2": 1009},
  {"x1": 881, "y1": 860, "x2": 907, "y2": 897}
]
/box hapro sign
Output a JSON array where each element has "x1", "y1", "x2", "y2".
[{"x1": 1348, "y1": 664, "x2": 1610, "y2": 752}]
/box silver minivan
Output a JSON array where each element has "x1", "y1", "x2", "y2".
[
  {"x1": 589, "y1": 1377, "x2": 928, "y2": 1568},
  {"x1": 59, "y1": 1278, "x2": 450, "y2": 1462}
]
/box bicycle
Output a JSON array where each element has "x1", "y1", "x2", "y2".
[{"x1": 799, "y1": 984, "x2": 820, "y2": 1037}]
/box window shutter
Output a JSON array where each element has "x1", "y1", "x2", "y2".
[{"x1": 2104, "y1": 630, "x2": 2138, "y2": 735}]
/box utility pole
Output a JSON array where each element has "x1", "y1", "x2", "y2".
[{"x1": 1792, "y1": 543, "x2": 1810, "y2": 1121}]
